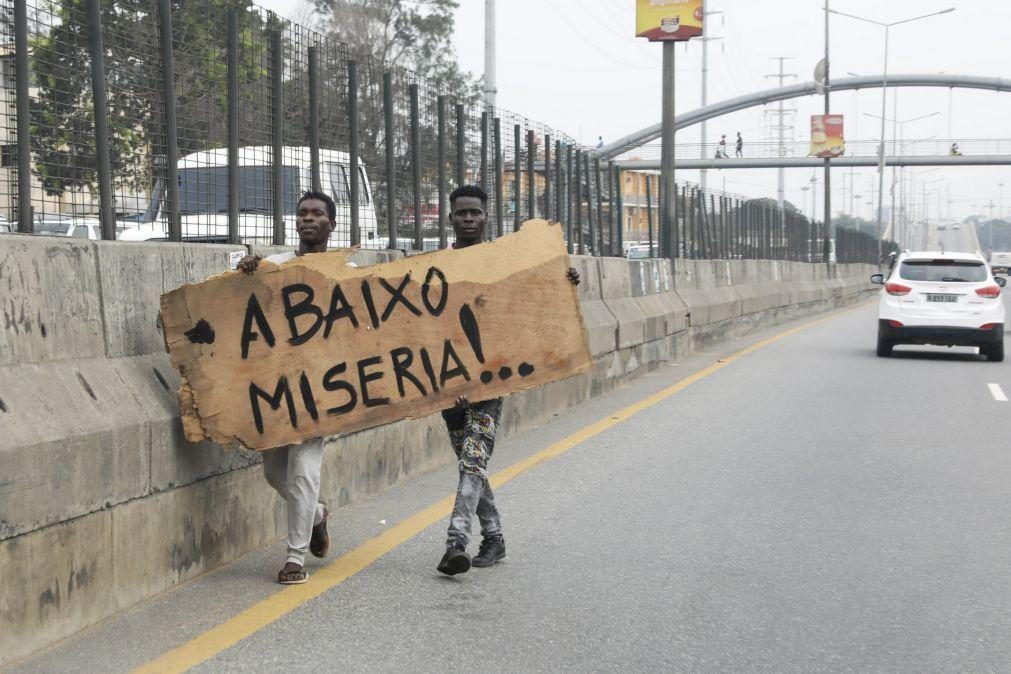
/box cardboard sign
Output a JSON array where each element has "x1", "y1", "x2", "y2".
[{"x1": 161, "y1": 220, "x2": 592, "y2": 451}]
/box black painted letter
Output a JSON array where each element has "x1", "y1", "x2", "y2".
[
  {"x1": 282, "y1": 284, "x2": 324, "y2": 346},
  {"x1": 249, "y1": 376, "x2": 297, "y2": 434},
  {"x1": 421, "y1": 267, "x2": 449, "y2": 316},
  {"x1": 323, "y1": 363, "x2": 357, "y2": 416},
  {"x1": 241, "y1": 293, "x2": 276, "y2": 360},
  {"x1": 440, "y1": 339, "x2": 472, "y2": 387},
  {"x1": 357, "y1": 356, "x2": 390, "y2": 407},
  {"x1": 391, "y1": 346, "x2": 427, "y2": 398}
]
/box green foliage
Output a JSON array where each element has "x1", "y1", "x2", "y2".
[
  {"x1": 975, "y1": 219, "x2": 1011, "y2": 251},
  {"x1": 29, "y1": 0, "x2": 273, "y2": 197},
  {"x1": 833, "y1": 213, "x2": 878, "y2": 236}
]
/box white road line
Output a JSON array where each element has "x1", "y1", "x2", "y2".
[{"x1": 988, "y1": 383, "x2": 1008, "y2": 402}]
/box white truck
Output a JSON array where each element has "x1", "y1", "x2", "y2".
[
  {"x1": 989, "y1": 251, "x2": 1011, "y2": 275},
  {"x1": 119, "y1": 146, "x2": 379, "y2": 247}
]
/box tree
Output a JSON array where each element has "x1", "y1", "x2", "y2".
[
  {"x1": 311, "y1": 0, "x2": 472, "y2": 88},
  {"x1": 29, "y1": 0, "x2": 276, "y2": 202},
  {"x1": 976, "y1": 219, "x2": 1011, "y2": 251}
]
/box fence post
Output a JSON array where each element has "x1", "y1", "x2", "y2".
[
  {"x1": 494, "y1": 117, "x2": 504, "y2": 238},
  {"x1": 308, "y1": 46, "x2": 321, "y2": 194},
  {"x1": 348, "y1": 61, "x2": 361, "y2": 247},
  {"x1": 615, "y1": 164, "x2": 624, "y2": 256},
  {"x1": 646, "y1": 174, "x2": 654, "y2": 257},
  {"x1": 555, "y1": 141, "x2": 563, "y2": 229},
  {"x1": 582, "y1": 152, "x2": 594, "y2": 255},
  {"x1": 384, "y1": 72, "x2": 397, "y2": 250},
  {"x1": 544, "y1": 134, "x2": 552, "y2": 221},
  {"x1": 608, "y1": 160, "x2": 616, "y2": 256},
  {"x1": 87, "y1": 0, "x2": 116, "y2": 240},
  {"x1": 565, "y1": 145, "x2": 573, "y2": 253},
  {"x1": 673, "y1": 181, "x2": 681, "y2": 261},
  {"x1": 437, "y1": 95, "x2": 447, "y2": 249},
  {"x1": 710, "y1": 194, "x2": 718, "y2": 258},
  {"x1": 14, "y1": 0, "x2": 32, "y2": 232},
  {"x1": 226, "y1": 10, "x2": 241, "y2": 243},
  {"x1": 590, "y1": 155, "x2": 598, "y2": 255},
  {"x1": 526, "y1": 129, "x2": 535, "y2": 221},
  {"x1": 270, "y1": 29, "x2": 284, "y2": 245},
  {"x1": 455, "y1": 104, "x2": 465, "y2": 186},
  {"x1": 410, "y1": 83, "x2": 422, "y2": 251},
  {"x1": 513, "y1": 124, "x2": 521, "y2": 232},
  {"x1": 575, "y1": 149, "x2": 584, "y2": 255},
  {"x1": 157, "y1": 0, "x2": 180, "y2": 241},
  {"x1": 480, "y1": 111, "x2": 488, "y2": 198}
]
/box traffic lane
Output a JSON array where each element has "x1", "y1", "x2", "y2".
[{"x1": 197, "y1": 303, "x2": 1011, "y2": 672}]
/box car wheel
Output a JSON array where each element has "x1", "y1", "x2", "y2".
[
  {"x1": 986, "y1": 340, "x2": 1004, "y2": 362},
  {"x1": 876, "y1": 334, "x2": 893, "y2": 357}
]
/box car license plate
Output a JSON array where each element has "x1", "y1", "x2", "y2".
[{"x1": 926, "y1": 294, "x2": 958, "y2": 303}]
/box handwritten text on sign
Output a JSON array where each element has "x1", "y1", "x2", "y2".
[{"x1": 160, "y1": 220, "x2": 592, "y2": 451}]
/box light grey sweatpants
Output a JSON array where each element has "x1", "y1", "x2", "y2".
[{"x1": 262, "y1": 438, "x2": 326, "y2": 566}]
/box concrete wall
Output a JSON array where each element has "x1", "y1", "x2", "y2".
[{"x1": 0, "y1": 234, "x2": 876, "y2": 664}]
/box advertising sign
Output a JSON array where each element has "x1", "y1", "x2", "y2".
[
  {"x1": 810, "y1": 114, "x2": 845, "y2": 158},
  {"x1": 636, "y1": 0, "x2": 704, "y2": 42}
]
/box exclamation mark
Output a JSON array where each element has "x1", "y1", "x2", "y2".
[{"x1": 459, "y1": 304, "x2": 494, "y2": 384}]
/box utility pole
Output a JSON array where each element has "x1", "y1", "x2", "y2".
[
  {"x1": 697, "y1": 8, "x2": 723, "y2": 193},
  {"x1": 484, "y1": 0, "x2": 497, "y2": 109},
  {"x1": 765, "y1": 57, "x2": 797, "y2": 219},
  {"x1": 823, "y1": 1, "x2": 834, "y2": 263}
]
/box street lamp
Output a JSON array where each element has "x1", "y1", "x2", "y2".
[
  {"x1": 863, "y1": 111, "x2": 939, "y2": 243},
  {"x1": 828, "y1": 6, "x2": 955, "y2": 254}
]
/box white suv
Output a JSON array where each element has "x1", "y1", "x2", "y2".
[{"x1": 872, "y1": 251, "x2": 1007, "y2": 361}]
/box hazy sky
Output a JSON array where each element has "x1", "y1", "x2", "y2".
[{"x1": 262, "y1": 0, "x2": 1011, "y2": 223}]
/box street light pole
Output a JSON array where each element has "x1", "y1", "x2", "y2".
[
  {"x1": 876, "y1": 25, "x2": 889, "y2": 255},
  {"x1": 827, "y1": 6, "x2": 955, "y2": 258},
  {"x1": 483, "y1": 0, "x2": 496, "y2": 109},
  {"x1": 824, "y1": 1, "x2": 834, "y2": 263}
]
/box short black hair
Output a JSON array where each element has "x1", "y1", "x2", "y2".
[
  {"x1": 298, "y1": 190, "x2": 337, "y2": 222},
  {"x1": 450, "y1": 184, "x2": 488, "y2": 209}
]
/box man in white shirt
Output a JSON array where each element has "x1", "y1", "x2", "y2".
[{"x1": 236, "y1": 191, "x2": 339, "y2": 584}]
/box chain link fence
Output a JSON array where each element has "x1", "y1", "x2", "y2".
[{"x1": 0, "y1": 0, "x2": 878, "y2": 263}]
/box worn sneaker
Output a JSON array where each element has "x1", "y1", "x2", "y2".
[
  {"x1": 309, "y1": 506, "x2": 329, "y2": 558},
  {"x1": 472, "y1": 537, "x2": 506, "y2": 568},
  {"x1": 437, "y1": 545, "x2": 471, "y2": 576}
]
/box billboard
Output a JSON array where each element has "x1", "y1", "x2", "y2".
[
  {"x1": 636, "y1": 0, "x2": 704, "y2": 42},
  {"x1": 810, "y1": 114, "x2": 845, "y2": 158}
]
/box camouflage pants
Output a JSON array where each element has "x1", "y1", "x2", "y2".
[{"x1": 442, "y1": 398, "x2": 503, "y2": 549}]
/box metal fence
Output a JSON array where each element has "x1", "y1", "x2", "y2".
[{"x1": 0, "y1": 0, "x2": 879, "y2": 264}]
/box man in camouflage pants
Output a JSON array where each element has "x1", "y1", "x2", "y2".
[
  {"x1": 437, "y1": 397, "x2": 505, "y2": 575},
  {"x1": 436, "y1": 185, "x2": 579, "y2": 576}
]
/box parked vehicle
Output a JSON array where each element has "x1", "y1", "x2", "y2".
[
  {"x1": 119, "y1": 146, "x2": 379, "y2": 246},
  {"x1": 0, "y1": 215, "x2": 11, "y2": 233},
  {"x1": 871, "y1": 251, "x2": 1006, "y2": 361},
  {"x1": 626, "y1": 244, "x2": 658, "y2": 259}
]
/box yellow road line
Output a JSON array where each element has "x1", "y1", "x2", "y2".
[{"x1": 134, "y1": 304, "x2": 862, "y2": 674}]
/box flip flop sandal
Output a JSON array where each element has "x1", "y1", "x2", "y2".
[{"x1": 278, "y1": 565, "x2": 308, "y2": 585}]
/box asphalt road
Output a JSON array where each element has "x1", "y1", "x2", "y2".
[
  {"x1": 14, "y1": 298, "x2": 1011, "y2": 673},
  {"x1": 936, "y1": 223, "x2": 980, "y2": 254}
]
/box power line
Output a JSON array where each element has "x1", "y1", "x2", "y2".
[{"x1": 543, "y1": 0, "x2": 661, "y2": 70}]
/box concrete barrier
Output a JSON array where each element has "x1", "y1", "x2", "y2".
[{"x1": 0, "y1": 234, "x2": 876, "y2": 665}]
